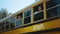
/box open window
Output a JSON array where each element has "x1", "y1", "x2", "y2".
[
  {"x1": 33, "y1": 3, "x2": 44, "y2": 22},
  {"x1": 24, "y1": 10, "x2": 31, "y2": 24},
  {"x1": 16, "y1": 13, "x2": 23, "y2": 27}
]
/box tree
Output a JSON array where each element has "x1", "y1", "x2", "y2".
[{"x1": 0, "y1": 8, "x2": 8, "y2": 19}]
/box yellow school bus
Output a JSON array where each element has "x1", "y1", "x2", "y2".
[{"x1": 0, "y1": 0, "x2": 60, "y2": 34}]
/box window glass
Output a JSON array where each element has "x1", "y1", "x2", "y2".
[
  {"x1": 24, "y1": 10, "x2": 31, "y2": 24},
  {"x1": 10, "y1": 23, "x2": 15, "y2": 29},
  {"x1": 54, "y1": 0, "x2": 60, "y2": 15},
  {"x1": 5, "y1": 19, "x2": 9, "y2": 30},
  {"x1": 0, "y1": 23, "x2": 1, "y2": 29},
  {"x1": 1, "y1": 22, "x2": 5, "y2": 31},
  {"x1": 8, "y1": 17, "x2": 15, "y2": 23},
  {"x1": 1, "y1": 25, "x2": 4, "y2": 31},
  {"x1": 0, "y1": 23, "x2": 1, "y2": 32},
  {"x1": 54, "y1": 0, "x2": 60, "y2": 4},
  {"x1": 33, "y1": 3, "x2": 44, "y2": 22},
  {"x1": 57, "y1": 6, "x2": 60, "y2": 15},
  {"x1": 7, "y1": 17, "x2": 15, "y2": 29},
  {"x1": 16, "y1": 19, "x2": 22, "y2": 27},
  {"x1": 24, "y1": 10, "x2": 31, "y2": 17},
  {"x1": 1, "y1": 22, "x2": 5, "y2": 25},
  {"x1": 6, "y1": 24, "x2": 9, "y2": 30},
  {"x1": 46, "y1": 0, "x2": 60, "y2": 18},
  {"x1": 16, "y1": 13, "x2": 23, "y2": 27},
  {"x1": 46, "y1": 0, "x2": 56, "y2": 9}
]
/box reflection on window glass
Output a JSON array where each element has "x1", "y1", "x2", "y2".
[
  {"x1": 8, "y1": 17, "x2": 15, "y2": 23},
  {"x1": 46, "y1": 0, "x2": 56, "y2": 9},
  {"x1": 54, "y1": 0, "x2": 60, "y2": 15},
  {"x1": 16, "y1": 19, "x2": 22, "y2": 27},
  {"x1": 54, "y1": 0, "x2": 60, "y2": 5},
  {"x1": 24, "y1": 10, "x2": 31, "y2": 24},
  {"x1": 57, "y1": 6, "x2": 60, "y2": 15},
  {"x1": 46, "y1": 8, "x2": 57, "y2": 18},
  {"x1": 33, "y1": 3, "x2": 44, "y2": 21},
  {"x1": 24, "y1": 10, "x2": 31, "y2": 17},
  {"x1": 46, "y1": 0, "x2": 58, "y2": 18},
  {"x1": 7, "y1": 17, "x2": 15, "y2": 29}
]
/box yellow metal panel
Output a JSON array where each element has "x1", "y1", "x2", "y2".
[
  {"x1": 44, "y1": 19, "x2": 60, "y2": 29},
  {"x1": 21, "y1": 19, "x2": 60, "y2": 33},
  {"x1": 0, "y1": 28, "x2": 23, "y2": 34},
  {"x1": 1, "y1": 19, "x2": 60, "y2": 34}
]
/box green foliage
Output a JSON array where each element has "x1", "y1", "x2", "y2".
[{"x1": 0, "y1": 8, "x2": 8, "y2": 19}]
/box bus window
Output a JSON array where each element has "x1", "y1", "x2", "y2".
[
  {"x1": 1, "y1": 22, "x2": 5, "y2": 26},
  {"x1": 7, "y1": 17, "x2": 15, "y2": 29},
  {"x1": 6, "y1": 21, "x2": 9, "y2": 24},
  {"x1": 0, "y1": 23, "x2": 1, "y2": 32},
  {"x1": 6, "y1": 24, "x2": 9, "y2": 30},
  {"x1": 16, "y1": 13, "x2": 23, "y2": 27},
  {"x1": 53, "y1": 0, "x2": 60, "y2": 5},
  {"x1": 33, "y1": 3, "x2": 44, "y2": 22},
  {"x1": 24, "y1": 10, "x2": 31, "y2": 24},
  {"x1": 57, "y1": 6, "x2": 60, "y2": 15},
  {"x1": 46, "y1": 0, "x2": 58, "y2": 18},
  {"x1": 6, "y1": 19, "x2": 10, "y2": 25},
  {"x1": 1, "y1": 22, "x2": 5, "y2": 31},
  {"x1": 5, "y1": 19, "x2": 9, "y2": 30},
  {"x1": 1, "y1": 25, "x2": 4, "y2": 31},
  {"x1": 54, "y1": 0, "x2": 60, "y2": 15},
  {"x1": 10, "y1": 23, "x2": 15, "y2": 29},
  {"x1": 46, "y1": 0, "x2": 57, "y2": 9},
  {"x1": 10, "y1": 17, "x2": 15, "y2": 29}
]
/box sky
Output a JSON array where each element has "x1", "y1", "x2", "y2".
[{"x1": 0, "y1": 0, "x2": 38, "y2": 14}]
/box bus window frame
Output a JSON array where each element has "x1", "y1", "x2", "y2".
[
  {"x1": 15, "y1": 12, "x2": 23, "y2": 28},
  {"x1": 23, "y1": 9, "x2": 31, "y2": 25},
  {"x1": 22, "y1": 0, "x2": 46, "y2": 26}
]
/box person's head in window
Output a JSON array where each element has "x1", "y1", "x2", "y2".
[
  {"x1": 18, "y1": 16, "x2": 21, "y2": 19},
  {"x1": 34, "y1": 7, "x2": 42, "y2": 14},
  {"x1": 17, "y1": 15, "x2": 21, "y2": 20},
  {"x1": 38, "y1": 7, "x2": 42, "y2": 11}
]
